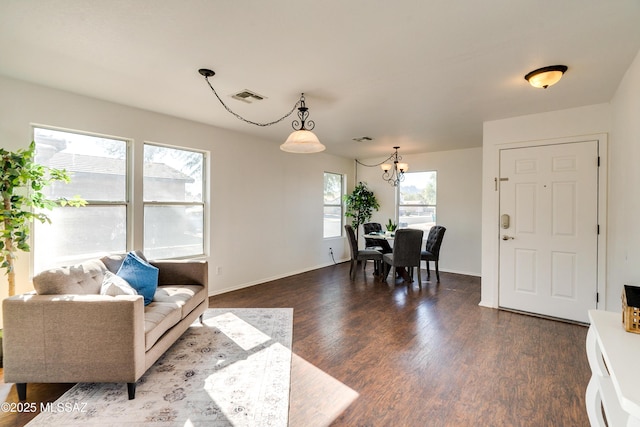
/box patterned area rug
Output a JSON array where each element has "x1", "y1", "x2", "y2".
[{"x1": 27, "y1": 308, "x2": 293, "y2": 427}]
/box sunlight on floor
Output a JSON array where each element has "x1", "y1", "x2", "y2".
[
  {"x1": 208, "y1": 311, "x2": 273, "y2": 351},
  {"x1": 289, "y1": 354, "x2": 360, "y2": 427},
  {"x1": 208, "y1": 312, "x2": 359, "y2": 426}
]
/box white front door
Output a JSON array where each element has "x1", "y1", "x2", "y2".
[{"x1": 498, "y1": 141, "x2": 599, "y2": 323}]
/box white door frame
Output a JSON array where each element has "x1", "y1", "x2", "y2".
[{"x1": 480, "y1": 134, "x2": 608, "y2": 313}]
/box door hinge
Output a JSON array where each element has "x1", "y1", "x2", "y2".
[
  {"x1": 596, "y1": 292, "x2": 600, "y2": 303},
  {"x1": 597, "y1": 224, "x2": 600, "y2": 234},
  {"x1": 597, "y1": 156, "x2": 601, "y2": 167}
]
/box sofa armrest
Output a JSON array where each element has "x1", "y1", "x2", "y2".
[
  {"x1": 151, "y1": 259, "x2": 208, "y2": 291},
  {"x1": 2, "y1": 293, "x2": 146, "y2": 383}
]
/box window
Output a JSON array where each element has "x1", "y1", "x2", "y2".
[
  {"x1": 32, "y1": 127, "x2": 208, "y2": 272},
  {"x1": 323, "y1": 172, "x2": 344, "y2": 238},
  {"x1": 33, "y1": 127, "x2": 128, "y2": 272},
  {"x1": 143, "y1": 144, "x2": 205, "y2": 259},
  {"x1": 398, "y1": 171, "x2": 437, "y2": 233}
]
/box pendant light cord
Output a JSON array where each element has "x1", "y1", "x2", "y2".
[
  {"x1": 355, "y1": 154, "x2": 396, "y2": 168},
  {"x1": 202, "y1": 75, "x2": 301, "y2": 127}
]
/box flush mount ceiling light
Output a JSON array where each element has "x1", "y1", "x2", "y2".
[
  {"x1": 198, "y1": 68, "x2": 325, "y2": 153},
  {"x1": 524, "y1": 65, "x2": 568, "y2": 89}
]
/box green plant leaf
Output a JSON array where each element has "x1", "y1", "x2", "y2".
[{"x1": 1, "y1": 141, "x2": 86, "y2": 293}]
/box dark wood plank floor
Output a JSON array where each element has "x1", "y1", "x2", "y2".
[{"x1": 0, "y1": 261, "x2": 591, "y2": 426}]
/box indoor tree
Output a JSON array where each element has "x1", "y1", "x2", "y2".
[
  {"x1": 344, "y1": 181, "x2": 380, "y2": 240},
  {"x1": 1, "y1": 141, "x2": 85, "y2": 296}
]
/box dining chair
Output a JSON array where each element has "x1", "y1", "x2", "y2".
[
  {"x1": 382, "y1": 228, "x2": 423, "y2": 285},
  {"x1": 345, "y1": 224, "x2": 383, "y2": 280},
  {"x1": 421, "y1": 225, "x2": 446, "y2": 282},
  {"x1": 363, "y1": 222, "x2": 393, "y2": 254}
]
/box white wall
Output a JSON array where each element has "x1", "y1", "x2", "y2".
[
  {"x1": 609, "y1": 48, "x2": 640, "y2": 310},
  {"x1": 481, "y1": 104, "x2": 611, "y2": 309},
  {"x1": 0, "y1": 75, "x2": 353, "y2": 304},
  {"x1": 356, "y1": 147, "x2": 483, "y2": 276}
]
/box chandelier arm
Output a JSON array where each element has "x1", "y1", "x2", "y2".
[
  {"x1": 382, "y1": 169, "x2": 404, "y2": 186},
  {"x1": 203, "y1": 76, "x2": 300, "y2": 127},
  {"x1": 355, "y1": 146, "x2": 405, "y2": 186}
]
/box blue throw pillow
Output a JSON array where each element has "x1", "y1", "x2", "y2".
[{"x1": 116, "y1": 252, "x2": 159, "y2": 305}]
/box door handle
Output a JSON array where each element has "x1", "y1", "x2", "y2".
[{"x1": 502, "y1": 235, "x2": 514, "y2": 240}]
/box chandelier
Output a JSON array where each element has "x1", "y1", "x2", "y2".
[
  {"x1": 380, "y1": 146, "x2": 409, "y2": 186},
  {"x1": 355, "y1": 146, "x2": 409, "y2": 186},
  {"x1": 198, "y1": 68, "x2": 325, "y2": 153}
]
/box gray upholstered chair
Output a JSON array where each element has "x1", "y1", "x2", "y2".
[
  {"x1": 363, "y1": 222, "x2": 393, "y2": 254},
  {"x1": 382, "y1": 228, "x2": 424, "y2": 285},
  {"x1": 421, "y1": 225, "x2": 446, "y2": 282},
  {"x1": 345, "y1": 224, "x2": 383, "y2": 279}
]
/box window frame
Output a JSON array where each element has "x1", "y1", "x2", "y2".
[
  {"x1": 323, "y1": 171, "x2": 345, "y2": 239},
  {"x1": 32, "y1": 124, "x2": 131, "y2": 272},
  {"x1": 30, "y1": 124, "x2": 211, "y2": 273},
  {"x1": 397, "y1": 170, "x2": 437, "y2": 232},
  {"x1": 142, "y1": 142, "x2": 207, "y2": 260}
]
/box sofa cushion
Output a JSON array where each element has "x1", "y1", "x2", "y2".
[
  {"x1": 116, "y1": 252, "x2": 158, "y2": 305},
  {"x1": 100, "y1": 271, "x2": 137, "y2": 296},
  {"x1": 154, "y1": 285, "x2": 207, "y2": 319},
  {"x1": 101, "y1": 250, "x2": 148, "y2": 274},
  {"x1": 144, "y1": 302, "x2": 182, "y2": 351},
  {"x1": 33, "y1": 260, "x2": 107, "y2": 295}
]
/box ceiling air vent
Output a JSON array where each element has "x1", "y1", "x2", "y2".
[
  {"x1": 231, "y1": 89, "x2": 266, "y2": 103},
  {"x1": 352, "y1": 136, "x2": 373, "y2": 142}
]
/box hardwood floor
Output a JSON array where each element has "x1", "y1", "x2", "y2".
[{"x1": 0, "y1": 261, "x2": 591, "y2": 426}]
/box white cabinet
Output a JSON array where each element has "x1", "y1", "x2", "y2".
[{"x1": 586, "y1": 310, "x2": 640, "y2": 426}]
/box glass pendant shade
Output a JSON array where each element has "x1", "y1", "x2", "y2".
[
  {"x1": 280, "y1": 130, "x2": 326, "y2": 153},
  {"x1": 380, "y1": 163, "x2": 392, "y2": 172},
  {"x1": 397, "y1": 162, "x2": 409, "y2": 172}
]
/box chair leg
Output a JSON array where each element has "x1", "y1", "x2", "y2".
[
  {"x1": 417, "y1": 265, "x2": 422, "y2": 288},
  {"x1": 382, "y1": 262, "x2": 391, "y2": 281},
  {"x1": 349, "y1": 259, "x2": 355, "y2": 280},
  {"x1": 435, "y1": 260, "x2": 440, "y2": 282},
  {"x1": 425, "y1": 260, "x2": 430, "y2": 280}
]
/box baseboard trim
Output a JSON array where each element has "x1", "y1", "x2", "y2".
[{"x1": 209, "y1": 258, "x2": 350, "y2": 297}]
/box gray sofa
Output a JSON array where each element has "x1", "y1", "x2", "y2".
[{"x1": 2, "y1": 252, "x2": 208, "y2": 400}]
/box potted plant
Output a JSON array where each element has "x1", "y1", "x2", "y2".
[
  {"x1": 1, "y1": 142, "x2": 85, "y2": 365},
  {"x1": 344, "y1": 181, "x2": 379, "y2": 240},
  {"x1": 385, "y1": 219, "x2": 397, "y2": 234}
]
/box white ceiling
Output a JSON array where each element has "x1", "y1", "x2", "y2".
[{"x1": 1, "y1": 1, "x2": 639, "y2": 159}]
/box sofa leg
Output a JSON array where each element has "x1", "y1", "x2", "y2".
[
  {"x1": 127, "y1": 383, "x2": 136, "y2": 400},
  {"x1": 16, "y1": 383, "x2": 27, "y2": 400},
  {"x1": 199, "y1": 313, "x2": 204, "y2": 324}
]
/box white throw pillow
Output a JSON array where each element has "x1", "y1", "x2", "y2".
[{"x1": 100, "y1": 271, "x2": 138, "y2": 296}]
